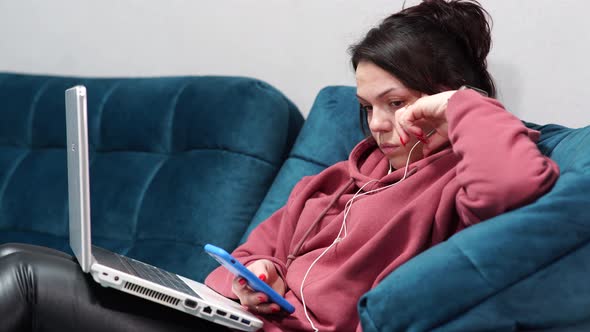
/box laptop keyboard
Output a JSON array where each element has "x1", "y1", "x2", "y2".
[{"x1": 118, "y1": 255, "x2": 200, "y2": 298}]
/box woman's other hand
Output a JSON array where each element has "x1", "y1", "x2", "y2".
[
  {"x1": 231, "y1": 259, "x2": 286, "y2": 314},
  {"x1": 395, "y1": 90, "x2": 456, "y2": 156}
]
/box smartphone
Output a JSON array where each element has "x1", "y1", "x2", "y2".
[{"x1": 204, "y1": 244, "x2": 295, "y2": 314}]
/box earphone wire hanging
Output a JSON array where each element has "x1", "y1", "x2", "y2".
[{"x1": 301, "y1": 138, "x2": 426, "y2": 331}]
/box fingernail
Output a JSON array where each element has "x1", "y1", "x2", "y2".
[
  {"x1": 238, "y1": 278, "x2": 247, "y2": 286},
  {"x1": 272, "y1": 306, "x2": 281, "y2": 313},
  {"x1": 258, "y1": 274, "x2": 267, "y2": 282},
  {"x1": 258, "y1": 295, "x2": 266, "y2": 303}
]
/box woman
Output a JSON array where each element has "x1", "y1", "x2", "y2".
[
  {"x1": 205, "y1": 0, "x2": 558, "y2": 331},
  {"x1": 0, "y1": 1, "x2": 558, "y2": 331}
]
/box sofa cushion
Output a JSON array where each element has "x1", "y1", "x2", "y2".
[
  {"x1": 244, "y1": 86, "x2": 364, "y2": 241},
  {"x1": 0, "y1": 73, "x2": 302, "y2": 281}
]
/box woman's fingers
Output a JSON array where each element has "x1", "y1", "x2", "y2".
[
  {"x1": 394, "y1": 107, "x2": 412, "y2": 146},
  {"x1": 407, "y1": 124, "x2": 427, "y2": 142},
  {"x1": 231, "y1": 259, "x2": 286, "y2": 315},
  {"x1": 232, "y1": 276, "x2": 249, "y2": 301},
  {"x1": 232, "y1": 277, "x2": 282, "y2": 314},
  {"x1": 397, "y1": 92, "x2": 453, "y2": 144},
  {"x1": 421, "y1": 132, "x2": 450, "y2": 156},
  {"x1": 244, "y1": 300, "x2": 281, "y2": 315},
  {"x1": 232, "y1": 277, "x2": 262, "y2": 304},
  {"x1": 247, "y1": 259, "x2": 287, "y2": 296},
  {"x1": 396, "y1": 105, "x2": 428, "y2": 145}
]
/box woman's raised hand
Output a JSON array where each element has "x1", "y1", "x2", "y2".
[
  {"x1": 394, "y1": 90, "x2": 456, "y2": 156},
  {"x1": 232, "y1": 259, "x2": 286, "y2": 314}
]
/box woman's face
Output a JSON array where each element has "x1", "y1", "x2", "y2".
[{"x1": 355, "y1": 61, "x2": 425, "y2": 170}]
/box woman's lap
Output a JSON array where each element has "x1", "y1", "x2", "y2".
[{"x1": 0, "y1": 243, "x2": 230, "y2": 332}]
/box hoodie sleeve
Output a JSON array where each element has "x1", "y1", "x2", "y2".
[
  {"x1": 446, "y1": 89, "x2": 559, "y2": 226},
  {"x1": 204, "y1": 176, "x2": 314, "y2": 298}
]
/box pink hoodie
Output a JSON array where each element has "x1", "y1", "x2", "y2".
[{"x1": 205, "y1": 89, "x2": 559, "y2": 331}]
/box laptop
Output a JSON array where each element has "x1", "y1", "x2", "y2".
[{"x1": 65, "y1": 85, "x2": 263, "y2": 332}]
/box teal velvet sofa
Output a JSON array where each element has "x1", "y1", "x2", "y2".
[
  {"x1": 0, "y1": 73, "x2": 303, "y2": 282},
  {"x1": 1, "y1": 73, "x2": 589, "y2": 331}
]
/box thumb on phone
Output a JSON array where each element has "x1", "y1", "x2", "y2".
[{"x1": 246, "y1": 259, "x2": 286, "y2": 296}]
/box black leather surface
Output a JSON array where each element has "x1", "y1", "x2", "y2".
[{"x1": 0, "y1": 243, "x2": 228, "y2": 332}]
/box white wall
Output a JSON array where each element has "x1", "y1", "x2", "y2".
[{"x1": 0, "y1": 0, "x2": 588, "y2": 127}]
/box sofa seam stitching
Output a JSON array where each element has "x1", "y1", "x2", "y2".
[
  {"x1": 288, "y1": 153, "x2": 332, "y2": 169},
  {"x1": 95, "y1": 82, "x2": 121, "y2": 150},
  {"x1": 128, "y1": 158, "x2": 169, "y2": 252},
  {"x1": 89, "y1": 147, "x2": 278, "y2": 167},
  {"x1": 166, "y1": 81, "x2": 191, "y2": 153},
  {"x1": 27, "y1": 78, "x2": 53, "y2": 146},
  {"x1": 0, "y1": 150, "x2": 29, "y2": 210}
]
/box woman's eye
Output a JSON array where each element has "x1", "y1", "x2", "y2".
[
  {"x1": 389, "y1": 101, "x2": 404, "y2": 108},
  {"x1": 360, "y1": 104, "x2": 373, "y2": 112}
]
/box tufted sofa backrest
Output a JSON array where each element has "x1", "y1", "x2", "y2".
[
  {"x1": 0, "y1": 73, "x2": 302, "y2": 281},
  {"x1": 244, "y1": 86, "x2": 364, "y2": 240}
]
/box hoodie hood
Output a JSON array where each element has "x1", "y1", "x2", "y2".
[
  {"x1": 526, "y1": 127, "x2": 541, "y2": 142},
  {"x1": 348, "y1": 137, "x2": 452, "y2": 190}
]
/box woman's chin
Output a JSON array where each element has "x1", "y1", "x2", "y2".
[{"x1": 387, "y1": 152, "x2": 424, "y2": 170}]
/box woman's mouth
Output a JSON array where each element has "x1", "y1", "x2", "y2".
[{"x1": 379, "y1": 143, "x2": 400, "y2": 154}]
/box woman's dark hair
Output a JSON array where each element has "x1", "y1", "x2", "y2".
[{"x1": 350, "y1": 0, "x2": 496, "y2": 134}]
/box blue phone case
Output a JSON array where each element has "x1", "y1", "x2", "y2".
[{"x1": 204, "y1": 244, "x2": 295, "y2": 314}]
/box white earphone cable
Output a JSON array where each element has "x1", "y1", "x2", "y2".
[{"x1": 301, "y1": 139, "x2": 424, "y2": 331}]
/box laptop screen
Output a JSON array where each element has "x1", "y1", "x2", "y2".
[{"x1": 65, "y1": 85, "x2": 93, "y2": 272}]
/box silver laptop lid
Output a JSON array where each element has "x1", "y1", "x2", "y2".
[{"x1": 65, "y1": 85, "x2": 93, "y2": 272}]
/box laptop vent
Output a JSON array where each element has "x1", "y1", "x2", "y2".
[{"x1": 124, "y1": 282, "x2": 180, "y2": 306}]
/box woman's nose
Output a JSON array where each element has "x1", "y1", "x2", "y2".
[{"x1": 368, "y1": 108, "x2": 393, "y2": 133}]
